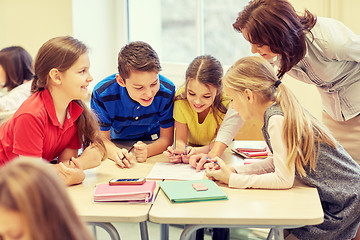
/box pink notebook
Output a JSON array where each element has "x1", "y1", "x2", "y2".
[{"x1": 94, "y1": 180, "x2": 156, "y2": 203}]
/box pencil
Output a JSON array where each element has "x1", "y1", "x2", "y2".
[
  {"x1": 128, "y1": 146, "x2": 134, "y2": 152},
  {"x1": 121, "y1": 146, "x2": 135, "y2": 161},
  {"x1": 174, "y1": 127, "x2": 177, "y2": 150}
]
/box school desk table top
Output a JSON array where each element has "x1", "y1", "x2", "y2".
[
  {"x1": 149, "y1": 141, "x2": 324, "y2": 240},
  {"x1": 66, "y1": 141, "x2": 168, "y2": 240}
]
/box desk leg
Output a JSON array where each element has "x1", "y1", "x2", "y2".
[
  {"x1": 180, "y1": 225, "x2": 207, "y2": 240},
  {"x1": 266, "y1": 228, "x2": 274, "y2": 240},
  {"x1": 139, "y1": 221, "x2": 149, "y2": 240},
  {"x1": 88, "y1": 222, "x2": 121, "y2": 240},
  {"x1": 273, "y1": 227, "x2": 284, "y2": 240},
  {"x1": 160, "y1": 224, "x2": 169, "y2": 240}
]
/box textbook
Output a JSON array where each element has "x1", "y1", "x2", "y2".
[
  {"x1": 94, "y1": 180, "x2": 156, "y2": 203},
  {"x1": 159, "y1": 179, "x2": 228, "y2": 203}
]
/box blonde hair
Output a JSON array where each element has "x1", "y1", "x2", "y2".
[
  {"x1": 0, "y1": 159, "x2": 94, "y2": 240},
  {"x1": 223, "y1": 56, "x2": 336, "y2": 177}
]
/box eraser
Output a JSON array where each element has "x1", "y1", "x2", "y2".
[{"x1": 192, "y1": 183, "x2": 208, "y2": 191}]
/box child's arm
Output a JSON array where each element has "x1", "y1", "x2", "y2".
[
  {"x1": 173, "y1": 121, "x2": 187, "y2": 153},
  {"x1": 19, "y1": 155, "x2": 86, "y2": 186},
  {"x1": 134, "y1": 126, "x2": 174, "y2": 162},
  {"x1": 163, "y1": 121, "x2": 188, "y2": 163},
  {"x1": 210, "y1": 115, "x2": 295, "y2": 189},
  {"x1": 53, "y1": 158, "x2": 86, "y2": 186},
  {"x1": 57, "y1": 146, "x2": 102, "y2": 170},
  {"x1": 208, "y1": 107, "x2": 244, "y2": 157},
  {"x1": 74, "y1": 145, "x2": 103, "y2": 169}
]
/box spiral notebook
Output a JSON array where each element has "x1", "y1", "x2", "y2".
[{"x1": 94, "y1": 180, "x2": 156, "y2": 203}]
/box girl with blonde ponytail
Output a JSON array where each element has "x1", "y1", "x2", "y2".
[{"x1": 206, "y1": 56, "x2": 360, "y2": 240}]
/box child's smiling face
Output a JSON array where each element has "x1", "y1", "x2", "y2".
[
  {"x1": 186, "y1": 79, "x2": 218, "y2": 114},
  {"x1": 119, "y1": 71, "x2": 160, "y2": 107}
]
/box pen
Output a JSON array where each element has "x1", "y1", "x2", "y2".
[
  {"x1": 128, "y1": 146, "x2": 134, "y2": 153},
  {"x1": 121, "y1": 146, "x2": 134, "y2": 161},
  {"x1": 206, "y1": 157, "x2": 219, "y2": 166},
  {"x1": 185, "y1": 145, "x2": 187, "y2": 155}
]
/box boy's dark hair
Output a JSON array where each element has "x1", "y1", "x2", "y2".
[{"x1": 117, "y1": 41, "x2": 162, "y2": 80}]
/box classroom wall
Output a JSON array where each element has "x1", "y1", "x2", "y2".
[
  {"x1": 0, "y1": 0, "x2": 73, "y2": 58},
  {"x1": 1, "y1": 0, "x2": 359, "y2": 136},
  {"x1": 72, "y1": 0, "x2": 128, "y2": 88}
]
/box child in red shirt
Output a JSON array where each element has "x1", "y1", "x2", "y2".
[{"x1": 0, "y1": 36, "x2": 110, "y2": 185}]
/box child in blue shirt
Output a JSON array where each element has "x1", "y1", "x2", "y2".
[{"x1": 91, "y1": 41, "x2": 175, "y2": 167}]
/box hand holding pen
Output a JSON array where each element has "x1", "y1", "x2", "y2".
[
  {"x1": 115, "y1": 146, "x2": 134, "y2": 168},
  {"x1": 205, "y1": 157, "x2": 220, "y2": 168},
  {"x1": 163, "y1": 144, "x2": 195, "y2": 163},
  {"x1": 164, "y1": 145, "x2": 184, "y2": 163},
  {"x1": 180, "y1": 145, "x2": 196, "y2": 164},
  {"x1": 204, "y1": 157, "x2": 232, "y2": 185}
]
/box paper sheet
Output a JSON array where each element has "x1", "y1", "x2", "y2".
[{"x1": 146, "y1": 162, "x2": 205, "y2": 180}]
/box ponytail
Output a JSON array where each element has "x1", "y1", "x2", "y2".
[{"x1": 224, "y1": 56, "x2": 336, "y2": 177}]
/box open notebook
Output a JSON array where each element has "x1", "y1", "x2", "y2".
[
  {"x1": 94, "y1": 180, "x2": 156, "y2": 203},
  {"x1": 159, "y1": 179, "x2": 228, "y2": 203}
]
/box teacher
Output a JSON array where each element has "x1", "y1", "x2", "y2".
[{"x1": 210, "y1": 0, "x2": 360, "y2": 164}]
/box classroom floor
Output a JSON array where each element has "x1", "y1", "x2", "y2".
[{"x1": 90, "y1": 222, "x2": 270, "y2": 240}]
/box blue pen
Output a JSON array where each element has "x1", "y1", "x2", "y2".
[
  {"x1": 185, "y1": 145, "x2": 188, "y2": 155},
  {"x1": 206, "y1": 157, "x2": 219, "y2": 166}
]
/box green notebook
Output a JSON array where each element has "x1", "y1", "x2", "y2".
[{"x1": 159, "y1": 179, "x2": 228, "y2": 203}]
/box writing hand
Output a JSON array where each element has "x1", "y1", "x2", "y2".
[
  {"x1": 205, "y1": 157, "x2": 231, "y2": 184},
  {"x1": 189, "y1": 153, "x2": 209, "y2": 172},
  {"x1": 113, "y1": 148, "x2": 133, "y2": 168}
]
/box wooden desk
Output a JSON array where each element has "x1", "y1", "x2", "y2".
[
  {"x1": 67, "y1": 150, "x2": 168, "y2": 240},
  {"x1": 150, "y1": 182, "x2": 323, "y2": 240},
  {"x1": 149, "y1": 142, "x2": 324, "y2": 240}
]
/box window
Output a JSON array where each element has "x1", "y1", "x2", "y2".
[
  {"x1": 73, "y1": 0, "x2": 251, "y2": 87},
  {"x1": 128, "y1": 0, "x2": 251, "y2": 67}
]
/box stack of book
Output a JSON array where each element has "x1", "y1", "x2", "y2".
[{"x1": 231, "y1": 141, "x2": 269, "y2": 165}]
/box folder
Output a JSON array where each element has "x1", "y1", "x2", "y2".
[
  {"x1": 94, "y1": 180, "x2": 156, "y2": 203},
  {"x1": 159, "y1": 179, "x2": 228, "y2": 203}
]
